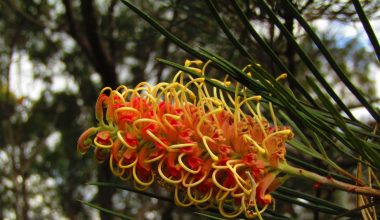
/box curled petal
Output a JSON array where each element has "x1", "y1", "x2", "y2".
[
  {"x1": 94, "y1": 130, "x2": 113, "y2": 148},
  {"x1": 77, "y1": 127, "x2": 97, "y2": 154},
  {"x1": 256, "y1": 172, "x2": 277, "y2": 205}
]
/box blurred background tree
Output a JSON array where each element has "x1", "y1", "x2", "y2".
[{"x1": 0, "y1": 0, "x2": 379, "y2": 219}]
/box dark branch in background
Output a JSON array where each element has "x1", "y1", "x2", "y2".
[
  {"x1": 281, "y1": 1, "x2": 297, "y2": 91},
  {"x1": 106, "y1": 0, "x2": 118, "y2": 57},
  {"x1": 63, "y1": 0, "x2": 118, "y2": 88},
  {"x1": 62, "y1": 0, "x2": 92, "y2": 58},
  {"x1": 154, "y1": 1, "x2": 180, "y2": 83},
  {"x1": 155, "y1": 38, "x2": 170, "y2": 83},
  {"x1": 80, "y1": 0, "x2": 118, "y2": 88}
]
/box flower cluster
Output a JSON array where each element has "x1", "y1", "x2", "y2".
[{"x1": 77, "y1": 60, "x2": 293, "y2": 218}]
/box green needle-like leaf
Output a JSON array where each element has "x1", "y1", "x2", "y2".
[
  {"x1": 78, "y1": 200, "x2": 134, "y2": 220},
  {"x1": 307, "y1": 77, "x2": 380, "y2": 169},
  {"x1": 283, "y1": 0, "x2": 380, "y2": 123},
  {"x1": 271, "y1": 192, "x2": 343, "y2": 215},
  {"x1": 120, "y1": 0, "x2": 204, "y2": 60},
  {"x1": 255, "y1": 0, "x2": 356, "y2": 121},
  {"x1": 88, "y1": 182, "x2": 173, "y2": 203},
  {"x1": 287, "y1": 139, "x2": 324, "y2": 160},
  {"x1": 230, "y1": 0, "x2": 317, "y2": 106},
  {"x1": 352, "y1": 0, "x2": 380, "y2": 63},
  {"x1": 206, "y1": 0, "x2": 255, "y2": 61},
  {"x1": 277, "y1": 186, "x2": 348, "y2": 213},
  {"x1": 193, "y1": 212, "x2": 227, "y2": 220}
]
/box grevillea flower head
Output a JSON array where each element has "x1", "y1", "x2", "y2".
[{"x1": 77, "y1": 60, "x2": 293, "y2": 218}]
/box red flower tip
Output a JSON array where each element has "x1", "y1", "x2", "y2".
[
  {"x1": 218, "y1": 145, "x2": 233, "y2": 157},
  {"x1": 125, "y1": 132, "x2": 138, "y2": 147},
  {"x1": 77, "y1": 127, "x2": 97, "y2": 154},
  {"x1": 96, "y1": 130, "x2": 112, "y2": 145},
  {"x1": 186, "y1": 156, "x2": 203, "y2": 170}
]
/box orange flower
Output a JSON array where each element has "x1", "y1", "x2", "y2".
[{"x1": 77, "y1": 60, "x2": 293, "y2": 218}]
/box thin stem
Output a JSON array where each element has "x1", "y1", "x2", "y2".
[{"x1": 278, "y1": 163, "x2": 380, "y2": 197}]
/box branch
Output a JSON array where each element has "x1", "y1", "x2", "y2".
[
  {"x1": 279, "y1": 162, "x2": 380, "y2": 197},
  {"x1": 62, "y1": 0, "x2": 92, "y2": 57},
  {"x1": 80, "y1": 0, "x2": 117, "y2": 87},
  {"x1": 106, "y1": 0, "x2": 118, "y2": 57},
  {"x1": 154, "y1": 1, "x2": 181, "y2": 83}
]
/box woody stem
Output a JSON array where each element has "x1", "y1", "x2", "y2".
[{"x1": 278, "y1": 162, "x2": 380, "y2": 197}]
